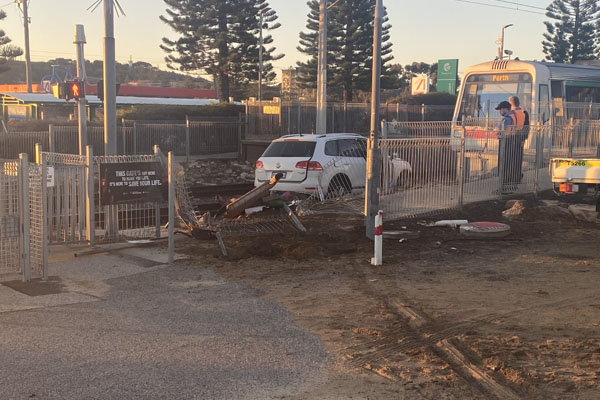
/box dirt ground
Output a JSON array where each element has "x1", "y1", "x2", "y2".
[{"x1": 177, "y1": 193, "x2": 600, "y2": 400}]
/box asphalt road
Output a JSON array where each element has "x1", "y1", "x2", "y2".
[{"x1": 0, "y1": 248, "x2": 328, "y2": 399}]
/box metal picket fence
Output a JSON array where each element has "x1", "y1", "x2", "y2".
[
  {"x1": 0, "y1": 156, "x2": 46, "y2": 282},
  {"x1": 0, "y1": 116, "x2": 243, "y2": 160},
  {"x1": 300, "y1": 122, "x2": 600, "y2": 220}
]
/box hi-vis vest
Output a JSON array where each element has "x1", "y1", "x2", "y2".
[{"x1": 508, "y1": 109, "x2": 526, "y2": 130}]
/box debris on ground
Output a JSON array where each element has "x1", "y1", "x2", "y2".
[
  {"x1": 184, "y1": 160, "x2": 255, "y2": 185},
  {"x1": 568, "y1": 204, "x2": 599, "y2": 223},
  {"x1": 383, "y1": 230, "x2": 421, "y2": 240},
  {"x1": 502, "y1": 200, "x2": 528, "y2": 221}
]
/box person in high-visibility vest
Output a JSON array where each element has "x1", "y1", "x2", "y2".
[{"x1": 495, "y1": 98, "x2": 529, "y2": 194}]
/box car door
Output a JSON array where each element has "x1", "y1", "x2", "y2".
[{"x1": 336, "y1": 138, "x2": 366, "y2": 190}]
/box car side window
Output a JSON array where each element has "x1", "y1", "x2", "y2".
[
  {"x1": 339, "y1": 139, "x2": 365, "y2": 158},
  {"x1": 325, "y1": 140, "x2": 339, "y2": 156}
]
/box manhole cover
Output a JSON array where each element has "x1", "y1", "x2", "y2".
[{"x1": 459, "y1": 222, "x2": 511, "y2": 239}]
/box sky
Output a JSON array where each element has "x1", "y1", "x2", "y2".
[{"x1": 0, "y1": 0, "x2": 552, "y2": 80}]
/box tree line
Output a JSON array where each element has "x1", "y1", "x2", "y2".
[{"x1": 2, "y1": 1, "x2": 599, "y2": 102}]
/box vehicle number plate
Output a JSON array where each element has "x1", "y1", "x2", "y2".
[{"x1": 272, "y1": 171, "x2": 286, "y2": 179}]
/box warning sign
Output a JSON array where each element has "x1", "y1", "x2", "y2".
[{"x1": 99, "y1": 162, "x2": 167, "y2": 206}]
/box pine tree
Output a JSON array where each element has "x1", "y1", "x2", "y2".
[
  {"x1": 161, "y1": 0, "x2": 283, "y2": 102},
  {"x1": 0, "y1": 10, "x2": 23, "y2": 74},
  {"x1": 542, "y1": 0, "x2": 600, "y2": 63},
  {"x1": 296, "y1": 0, "x2": 397, "y2": 102}
]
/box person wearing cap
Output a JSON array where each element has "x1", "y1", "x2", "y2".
[
  {"x1": 495, "y1": 100, "x2": 523, "y2": 194},
  {"x1": 495, "y1": 101, "x2": 513, "y2": 130}
]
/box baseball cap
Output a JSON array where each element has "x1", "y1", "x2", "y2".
[{"x1": 495, "y1": 101, "x2": 511, "y2": 110}]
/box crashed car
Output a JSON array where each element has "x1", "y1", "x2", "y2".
[{"x1": 254, "y1": 133, "x2": 412, "y2": 196}]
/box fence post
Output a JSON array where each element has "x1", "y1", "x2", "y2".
[
  {"x1": 168, "y1": 151, "x2": 175, "y2": 263},
  {"x1": 121, "y1": 118, "x2": 127, "y2": 154},
  {"x1": 458, "y1": 125, "x2": 466, "y2": 208},
  {"x1": 533, "y1": 127, "x2": 540, "y2": 196},
  {"x1": 85, "y1": 145, "x2": 95, "y2": 246},
  {"x1": 40, "y1": 151, "x2": 48, "y2": 280},
  {"x1": 48, "y1": 124, "x2": 55, "y2": 153},
  {"x1": 497, "y1": 131, "x2": 506, "y2": 199},
  {"x1": 185, "y1": 116, "x2": 191, "y2": 163},
  {"x1": 297, "y1": 102, "x2": 302, "y2": 134},
  {"x1": 421, "y1": 104, "x2": 425, "y2": 122},
  {"x1": 18, "y1": 153, "x2": 31, "y2": 282},
  {"x1": 152, "y1": 146, "x2": 162, "y2": 239},
  {"x1": 287, "y1": 103, "x2": 291, "y2": 135},
  {"x1": 132, "y1": 121, "x2": 137, "y2": 155},
  {"x1": 343, "y1": 102, "x2": 348, "y2": 132},
  {"x1": 237, "y1": 112, "x2": 243, "y2": 160},
  {"x1": 396, "y1": 103, "x2": 400, "y2": 121},
  {"x1": 381, "y1": 120, "x2": 387, "y2": 139},
  {"x1": 331, "y1": 103, "x2": 335, "y2": 133}
]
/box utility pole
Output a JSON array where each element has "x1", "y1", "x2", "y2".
[
  {"x1": 365, "y1": 0, "x2": 383, "y2": 240},
  {"x1": 20, "y1": 0, "x2": 32, "y2": 93},
  {"x1": 316, "y1": 0, "x2": 327, "y2": 134},
  {"x1": 103, "y1": 0, "x2": 117, "y2": 156},
  {"x1": 74, "y1": 25, "x2": 87, "y2": 155},
  {"x1": 258, "y1": 9, "x2": 264, "y2": 102}
]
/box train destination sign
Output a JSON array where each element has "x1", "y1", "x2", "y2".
[{"x1": 99, "y1": 162, "x2": 167, "y2": 206}]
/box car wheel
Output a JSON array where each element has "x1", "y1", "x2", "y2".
[{"x1": 327, "y1": 174, "x2": 352, "y2": 198}]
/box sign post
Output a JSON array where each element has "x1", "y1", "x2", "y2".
[{"x1": 436, "y1": 59, "x2": 459, "y2": 94}]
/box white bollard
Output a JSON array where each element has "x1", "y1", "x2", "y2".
[{"x1": 371, "y1": 210, "x2": 383, "y2": 266}]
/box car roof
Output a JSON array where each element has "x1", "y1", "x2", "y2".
[{"x1": 274, "y1": 133, "x2": 365, "y2": 142}]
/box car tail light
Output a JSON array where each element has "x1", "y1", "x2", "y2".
[
  {"x1": 559, "y1": 183, "x2": 578, "y2": 193},
  {"x1": 255, "y1": 160, "x2": 264, "y2": 169},
  {"x1": 295, "y1": 161, "x2": 323, "y2": 171}
]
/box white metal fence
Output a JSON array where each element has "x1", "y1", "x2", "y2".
[
  {"x1": 303, "y1": 122, "x2": 600, "y2": 220},
  {"x1": 0, "y1": 156, "x2": 46, "y2": 281}
]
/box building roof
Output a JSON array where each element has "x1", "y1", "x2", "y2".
[{"x1": 1, "y1": 92, "x2": 221, "y2": 106}]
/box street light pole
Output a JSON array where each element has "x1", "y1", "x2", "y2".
[
  {"x1": 316, "y1": 0, "x2": 327, "y2": 134},
  {"x1": 498, "y1": 24, "x2": 513, "y2": 60},
  {"x1": 74, "y1": 25, "x2": 87, "y2": 156},
  {"x1": 103, "y1": 0, "x2": 117, "y2": 156},
  {"x1": 258, "y1": 10, "x2": 264, "y2": 102},
  {"x1": 365, "y1": 0, "x2": 383, "y2": 240},
  {"x1": 21, "y1": 0, "x2": 32, "y2": 93}
]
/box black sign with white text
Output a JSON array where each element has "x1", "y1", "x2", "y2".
[{"x1": 99, "y1": 162, "x2": 167, "y2": 206}]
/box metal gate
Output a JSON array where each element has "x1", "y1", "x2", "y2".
[
  {"x1": 0, "y1": 155, "x2": 46, "y2": 281},
  {"x1": 41, "y1": 152, "x2": 90, "y2": 244}
]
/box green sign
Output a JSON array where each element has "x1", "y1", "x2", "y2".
[{"x1": 437, "y1": 59, "x2": 459, "y2": 94}]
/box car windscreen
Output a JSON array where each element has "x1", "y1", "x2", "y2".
[{"x1": 262, "y1": 141, "x2": 316, "y2": 157}]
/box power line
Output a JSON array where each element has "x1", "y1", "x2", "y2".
[
  {"x1": 454, "y1": 0, "x2": 546, "y2": 15},
  {"x1": 493, "y1": 0, "x2": 547, "y2": 11},
  {"x1": 0, "y1": 1, "x2": 15, "y2": 8}
]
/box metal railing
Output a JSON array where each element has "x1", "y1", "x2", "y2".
[
  {"x1": 301, "y1": 122, "x2": 600, "y2": 220},
  {"x1": 245, "y1": 101, "x2": 455, "y2": 138},
  {"x1": 0, "y1": 116, "x2": 243, "y2": 160}
]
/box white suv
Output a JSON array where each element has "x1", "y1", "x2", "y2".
[{"x1": 254, "y1": 133, "x2": 411, "y2": 196}]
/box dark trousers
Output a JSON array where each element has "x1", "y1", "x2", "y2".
[{"x1": 499, "y1": 135, "x2": 525, "y2": 189}]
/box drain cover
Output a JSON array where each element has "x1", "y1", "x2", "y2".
[{"x1": 459, "y1": 222, "x2": 511, "y2": 238}]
